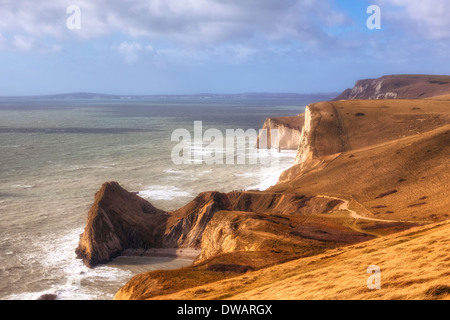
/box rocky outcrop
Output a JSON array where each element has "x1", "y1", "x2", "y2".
[
  {"x1": 334, "y1": 75, "x2": 450, "y2": 100},
  {"x1": 75, "y1": 182, "x2": 169, "y2": 268},
  {"x1": 162, "y1": 190, "x2": 344, "y2": 252},
  {"x1": 163, "y1": 191, "x2": 231, "y2": 248},
  {"x1": 76, "y1": 182, "x2": 345, "y2": 268},
  {"x1": 294, "y1": 102, "x2": 349, "y2": 166},
  {"x1": 196, "y1": 194, "x2": 345, "y2": 262},
  {"x1": 257, "y1": 115, "x2": 304, "y2": 150}
]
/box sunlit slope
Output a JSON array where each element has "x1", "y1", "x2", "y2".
[
  {"x1": 277, "y1": 99, "x2": 450, "y2": 222},
  {"x1": 152, "y1": 220, "x2": 450, "y2": 300}
]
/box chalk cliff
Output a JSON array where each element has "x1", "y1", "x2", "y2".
[
  {"x1": 256, "y1": 115, "x2": 304, "y2": 150},
  {"x1": 293, "y1": 98, "x2": 450, "y2": 167},
  {"x1": 334, "y1": 74, "x2": 450, "y2": 100},
  {"x1": 294, "y1": 102, "x2": 349, "y2": 166}
]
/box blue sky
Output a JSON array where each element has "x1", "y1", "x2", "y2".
[{"x1": 0, "y1": 0, "x2": 449, "y2": 95}]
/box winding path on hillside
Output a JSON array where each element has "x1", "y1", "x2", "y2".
[{"x1": 317, "y1": 195, "x2": 426, "y2": 224}]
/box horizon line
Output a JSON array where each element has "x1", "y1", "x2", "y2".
[{"x1": 0, "y1": 91, "x2": 340, "y2": 99}]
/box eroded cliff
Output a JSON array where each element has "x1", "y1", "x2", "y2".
[
  {"x1": 294, "y1": 102, "x2": 350, "y2": 166},
  {"x1": 75, "y1": 182, "x2": 169, "y2": 267},
  {"x1": 256, "y1": 115, "x2": 304, "y2": 150},
  {"x1": 163, "y1": 191, "x2": 231, "y2": 248},
  {"x1": 334, "y1": 74, "x2": 450, "y2": 100},
  {"x1": 294, "y1": 98, "x2": 450, "y2": 166}
]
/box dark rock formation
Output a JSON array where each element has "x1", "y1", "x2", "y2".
[
  {"x1": 75, "y1": 181, "x2": 169, "y2": 268},
  {"x1": 37, "y1": 293, "x2": 58, "y2": 300}
]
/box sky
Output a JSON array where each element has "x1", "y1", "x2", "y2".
[{"x1": 0, "y1": 0, "x2": 449, "y2": 95}]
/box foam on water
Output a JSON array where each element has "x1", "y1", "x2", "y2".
[
  {"x1": 138, "y1": 185, "x2": 194, "y2": 201},
  {"x1": 246, "y1": 167, "x2": 287, "y2": 191},
  {"x1": 2, "y1": 228, "x2": 135, "y2": 300},
  {"x1": 245, "y1": 150, "x2": 298, "y2": 191},
  {"x1": 164, "y1": 169, "x2": 184, "y2": 174},
  {"x1": 12, "y1": 185, "x2": 34, "y2": 189}
]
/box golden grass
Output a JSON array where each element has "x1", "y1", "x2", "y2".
[
  {"x1": 276, "y1": 123, "x2": 450, "y2": 222},
  {"x1": 151, "y1": 221, "x2": 450, "y2": 300},
  {"x1": 426, "y1": 94, "x2": 450, "y2": 100}
]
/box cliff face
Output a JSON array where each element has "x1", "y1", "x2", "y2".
[
  {"x1": 163, "y1": 190, "x2": 346, "y2": 262},
  {"x1": 163, "y1": 191, "x2": 231, "y2": 248},
  {"x1": 334, "y1": 75, "x2": 450, "y2": 100},
  {"x1": 295, "y1": 106, "x2": 314, "y2": 165},
  {"x1": 257, "y1": 115, "x2": 304, "y2": 150},
  {"x1": 294, "y1": 102, "x2": 349, "y2": 166},
  {"x1": 293, "y1": 98, "x2": 450, "y2": 167},
  {"x1": 75, "y1": 182, "x2": 169, "y2": 268},
  {"x1": 196, "y1": 192, "x2": 346, "y2": 262}
]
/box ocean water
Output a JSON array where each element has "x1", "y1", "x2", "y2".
[{"x1": 0, "y1": 95, "x2": 330, "y2": 300}]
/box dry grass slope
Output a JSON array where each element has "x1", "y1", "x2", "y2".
[
  {"x1": 151, "y1": 221, "x2": 450, "y2": 300},
  {"x1": 278, "y1": 99, "x2": 450, "y2": 222}
]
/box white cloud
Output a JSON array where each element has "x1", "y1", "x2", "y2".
[
  {"x1": 117, "y1": 41, "x2": 156, "y2": 64},
  {"x1": 0, "y1": 33, "x2": 61, "y2": 53},
  {"x1": 8, "y1": 0, "x2": 448, "y2": 65},
  {"x1": 0, "y1": 1, "x2": 64, "y2": 38},
  {"x1": 117, "y1": 41, "x2": 142, "y2": 64},
  {"x1": 0, "y1": 0, "x2": 349, "y2": 44},
  {"x1": 380, "y1": 0, "x2": 450, "y2": 39},
  {"x1": 0, "y1": 32, "x2": 6, "y2": 49},
  {"x1": 12, "y1": 34, "x2": 33, "y2": 51}
]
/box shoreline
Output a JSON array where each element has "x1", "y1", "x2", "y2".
[{"x1": 120, "y1": 247, "x2": 202, "y2": 260}]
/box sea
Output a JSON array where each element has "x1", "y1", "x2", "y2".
[{"x1": 0, "y1": 94, "x2": 333, "y2": 300}]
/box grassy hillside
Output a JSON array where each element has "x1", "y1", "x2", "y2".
[{"x1": 152, "y1": 220, "x2": 450, "y2": 300}]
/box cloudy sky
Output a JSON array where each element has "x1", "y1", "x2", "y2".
[{"x1": 0, "y1": 0, "x2": 449, "y2": 95}]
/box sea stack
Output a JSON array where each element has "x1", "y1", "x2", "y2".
[{"x1": 75, "y1": 181, "x2": 169, "y2": 268}]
